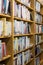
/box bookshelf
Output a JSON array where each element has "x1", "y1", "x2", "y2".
[
  {"x1": 34, "y1": 0, "x2": 43, "y2": 65},
  {"x1": 0, "y1": 0, "x2": 43, "y2": 65}
]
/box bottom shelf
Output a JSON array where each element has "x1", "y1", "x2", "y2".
[{"x1": 0, "y1": 55, "x2": 11, "y2": 62}]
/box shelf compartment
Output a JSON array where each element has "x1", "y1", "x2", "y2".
[
  {"x1": 0, "y1": 55, "x2": 11, "y2": 62},
  {"x1": 14, "y1": 44, "x2": 34, "y2": 55},
  {"x1": 15, "y1": 0, "x2": 34, "y2": 11}
]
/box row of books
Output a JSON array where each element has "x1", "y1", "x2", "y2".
[
  {"x1": 0, "y1": 20, "x2": 43, "y2": 36},
  {"x1": 0, "y1": 0, "x2": 10, "y2": 15},
  {"x1": 17, "y1": 0, "x2": 30, "y2": 7},
  {"x1": 35, "y1": 45, "x2": 41, "y2": 55},
  {"x1": 0, "y1": 40, "x2": 6, "y2": 59},
  {"x1": 35, "y1": 24, "x2": 42, "y2": 33},
  {"x1": 35, "y1": 13, "x2": 42, "y2": 23},
  {"x1": 42, "y1": 25, "x2": 43, "y2": 32},
  {"x1": 14, "y1": 20, "x2": 31, "y2": 34},
  {"x1": 13, "y1": 50, "x2": 33, "y2": 65},
  {"x1": 5, "y1": 21, "x2": 11, "y2": 36},
  {"x1": 14, "y1": 1, "x2": 33, "y2": 20},
  {"x1": 0, "y1": 20, "x2": 11, "y2": 36},
  {"x1": 35, "y1": 1, "x2": 40, "y2": 12},
  {"x1": 13, "y1": 36, "x2": 33, "y2": 53},
  {"x1": 35, "y1": 35, "x2": 42, "y2": 45},
  {"x1": 35, "y1": 57, "x2": 40, "y2": 65}
]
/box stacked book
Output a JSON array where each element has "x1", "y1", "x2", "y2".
[
  {"x1": 35, "y1": 24, "x2": 42, "y2": 33},
  {"x1": 35, "y1": 35, "x2": 42, "y2": 45},
  {"x1": 13, "y1": 50, "x2": 33, "y2": 65},
  {"x1": 0, "y1": 0, "x2": 10, "y2": 14},
  {"x1": 5, "y1": 21, "x2": 11, "y2": 36},
  {"x1": 35, "y1": 13, "x2": 42, "y2": 23},
  {"x1": 13, "y1": 36, "x2": 32, "y2": 53},
  {"x1": 35, "y1": 1, "x2": 40, "y2": 12},
  {"x1": 20, "y1": 0, "x2": 30, "y2": 7},
  {"x1": 35, "y1": 45, "x2": 41, "y2": 55},
  {"x1": 0, "y1": 20, "x2": 3, "y2": 36},
  {"x1": 14, "y1": 20, "x2": 31, "y2": 34},
  {"x1": 0, "y1": 40, "x2": 7, "y2": 59},
  {"x1": 42, "y1": 25, "x2": 43, "y2": 32},
  {"x1": 35, "y1": 57, "x2": 40, "y2": 65},
  {"x1": 14, "y1": 1, "x2": 33, "y2": 20}
]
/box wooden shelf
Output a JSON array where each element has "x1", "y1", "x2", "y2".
[
  {"x1": 35, "y1": 51, "x2": 42, "y2": 58},
  {"x1": 35, "y1": 33, "x2": 43, "y2": 35},
  {"x1": 0, "y1": 14, "x2": 11, "y2": 18},
  {"x1": 35, "y1": 22, "x2": 43, "y2": 25},
  {"x1": 13, "y1": 57, "x2": 17, "y2": 60},
  {"x1": 14, "y1": 33, "x2": 34, "y2": 37},
  {"x1": 0, "y1": 55, "x2": 11, "y2": 62},
  {"x1": 40, "y1": 60, "x2": 43, "y2": 64},
  {"x1": 15, "y1": 0, "x2": 34, "y2": 11},
  {"x1": 35, "y1": 40, "x2": 43, "y2": 46},
  {"x1": 4, "y1": 35, "x2": 11, "y2": 38},
  {"x1": 25, "y1": 58, "x2": 34, "y2": 65},
  {"x1": 14, "y1": 44, "x2": 33, "y2": 56},
  {"x1": 35, "y1": 10, "x2": 43, "y2": 16},
  {"x1": 14, "y1": 17, "x2": 34, "y2": 23},
  {"x1": 0, "y1": 0, "x2": 43, "y2": 65},
  {"x1": 0, "y1": 35, "x2": 11, "y2": 39}
]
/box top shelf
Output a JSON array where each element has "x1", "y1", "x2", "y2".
[{"x1": 15, "y1": 0, "x2": 34, "y2": 11}]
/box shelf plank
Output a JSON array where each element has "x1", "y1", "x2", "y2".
[
  {"x1": 35, "y1": 51, "x2": 42, "y2": 58},
  {"x1": 14, "y1": 45, "x2": 33, "y2": 55},
  {"x1": 25, "y1": 58, "x2": 34, "y2": 65},
  {"x1": 0, "y1": 14, "x2": 11, "y2": 18},
  {"x1": 35, "y1": 22, "x2": 43, "y2": 25},
  {"x1": 14, "y1": 33, "x2": 34, "y2": 37},
  {"x1": 13, "y1": 57, "x2": 17, "y2": 60},
  {"x1": 35, "y1": 41, "x2": 43, "y2": 46},
  {"x1": 4, "y1": 35, "x2": 11, "y2": 38},
  {"x1": 14, "y1": 17, "x2": 34, "y2": 23},
  {"x1": 35, "y1": 33, "x2": 43, "y2": 35},
  {"x1": 15, "y1": 0, "x2": 34, "y2": 11},
  {"x1": 0, "y1": 55, "x2": 11, "y2": 62},
  {"x1": 40, "y1": 60, "x2": 43, "y2": 64},
  {"x1": 35, "y1": 10, "x2": 43, "y2": 16},
  {"x1": 0, "y1": 35, "x2": 11, "y2": 39}
]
